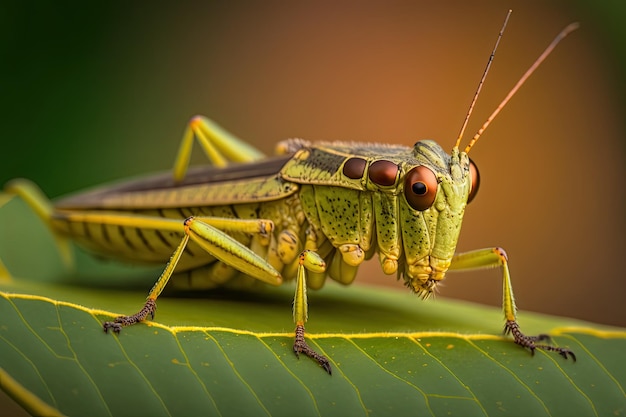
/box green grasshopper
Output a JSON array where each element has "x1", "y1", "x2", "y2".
[{"x1": 4, "y1": 16, "x2": 578, "y2": 375}]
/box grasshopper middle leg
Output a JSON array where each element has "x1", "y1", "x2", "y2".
[{"x1": 292, "y1": 250, "x2": 332, "y2": 374}]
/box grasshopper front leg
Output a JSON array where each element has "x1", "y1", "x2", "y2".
[{"x1": 449, "y1": 247, "x2": 576, "y2": 361}]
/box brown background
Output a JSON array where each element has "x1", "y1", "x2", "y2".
[
  {"x1": 1, "y1": 2, "x2": 625, "y2": 414},
  {"x1": 1, "y1": 2, "x2": 624, "y2": 328}
]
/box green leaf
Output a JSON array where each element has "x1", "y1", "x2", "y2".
[
  {"x1": 1, "y1": 194, "x2": 625, "y2": 416},
  {"x1": 1, "y1": 281, "x2": 625, "y2": 417}
]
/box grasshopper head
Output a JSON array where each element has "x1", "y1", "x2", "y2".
[
  {"x1": 281, "y1": 138, "x2": 478, "y2": 296},
  {"x1": 397, "y1": 140, "x2": 479, "y2": 297},
  {"x1": 379, "y1": 18, "x2": 577, "y2": 297}
]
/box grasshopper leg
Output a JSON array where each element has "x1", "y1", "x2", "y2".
[
  {"x1": 103, "y1": 232, "x2": 190, "y2": 333},
  {"x1": 449, "y1": 247, "x2": 575, "y2": 361},
  {"x1": 104, "y1": 299, "x2": 157, "y2": 333},
  {"x1": 4, "y1": 179, "x2": 74, "y2": 267},
  {"x1": 294, "y1": 324, "x2": 332, "y2": 374},
  {"x1": 292, "y1": 250, "x2": 332, "y2": 374},
  {"x1": 103, "y1": 216, "x2": 282, "y2": 333},
  {"x1": 173, "y1": 115, "x2": 265, "y2": 181},
  {"x1": 504, "y1": 320, "x2": 576, "y2": 361}
]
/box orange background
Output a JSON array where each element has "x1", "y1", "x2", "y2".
[{"x1": 1, "y1": 2, "x2": 624, "y2": 329}]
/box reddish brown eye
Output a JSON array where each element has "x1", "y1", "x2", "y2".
[
  {"x1": 343, "y1": 157, "x2": 367, "y2": 179},
  {"x1": 404, "y1": 165, "x2": 437, "y2": 211},
  {"x1": 368, "y1": 160, "x2": 398, "y2": 186},
  {"x1": 467, "y1": 158, "x2": 480, "y2": 204}
]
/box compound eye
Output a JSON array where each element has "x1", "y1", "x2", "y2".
[
  {"x1": 404, "y1": 165, "x2": 438, "y2": 211},
  {"x1": 467, "y1": 158, "x2": 480, "y2": 204}
]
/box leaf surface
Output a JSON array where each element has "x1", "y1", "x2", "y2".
[
  {"x1": 1, "y1": 193, "x2": 625, "y2": 416},
  {"x1": 1, "y1": 282, "x2": 624, "y2": 417}
]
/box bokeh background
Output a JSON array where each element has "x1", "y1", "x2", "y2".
[{"x1": 1, "y1": 1, "x2": 624, "y2": 330}]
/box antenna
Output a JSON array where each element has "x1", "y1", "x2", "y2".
[
  {"x1": 463, "y1": 21, "x2": 580, "y2": 154},
  {"x1": 454, "y1": 9, "x2": 512, "y2": 150}
]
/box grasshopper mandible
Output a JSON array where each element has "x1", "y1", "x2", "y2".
[{"x1": 5, "y1": 14, "x2": 578, "y2": 375}]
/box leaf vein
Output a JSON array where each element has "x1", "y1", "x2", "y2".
[
  {"x1": 109, "y1": 328, "x2": 172, "y2": 417},
  {"x1": 348, "y1": 338, "x2": 435, "y2": 417},
  {"x1": 203, "y1": 330, "x2": 272, "y2": 417},
  {"x1": 255, "y1": 335, "x2": 323, "y2": 417},
  {"x1": 466, "y1": 339, "x2": 551, "y2": 416},
  {"x1": 315, "y1": 338, "x2": 370, "y2": 416},
  {"x1": 410, "y1": 337, "x2": 488, "y2": 417},
  {"x1": 171, "y1": 332, "x2": 222, "y2": 417},
  {"x1": 0, "y1": 333, "x2": 57, "y2": 409},
  {"x1": 537, "y1": 340, "x2": 599, "y2": 417},
  {"x1": 54, "y1": 306, "x2": 113, "y2": 416},
  {"x1": 561, "y1": 333, "x2": 625, "y2": 397}
]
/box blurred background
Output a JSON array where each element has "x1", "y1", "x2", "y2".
[{"x1": 1, "y1": 1, "x2": 624, "y2": 331}]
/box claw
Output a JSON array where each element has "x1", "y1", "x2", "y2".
[
  {"x1": 505, "y1": 320, "x2": 575, "y2": 362},
  {"x1": 560, "y1": 349, "x2": 577, "y2": 362},
  {"x1": 294, "y1": 324, "x2": 332, "y2": 375},
  {"x1": 102, "y1": 299, "x2": 157, "y2": 335},
  {"x1": 103, "y1": 321, "x2": 123, "y2": 334},
  {"x1": 319, "y1": 358, "x2": 333, "y2": 375}
]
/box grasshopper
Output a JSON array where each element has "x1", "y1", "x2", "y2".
[{"x1": 5, "y1": 14, "x2": 578, "y2": 375}]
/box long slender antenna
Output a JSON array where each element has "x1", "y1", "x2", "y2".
[
  {"x1": 464, "y1": 21, "x2": 580, "y2": 154},
  {"x1": 454, "y1": 9, "x2": 512, "y2": 149}
]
